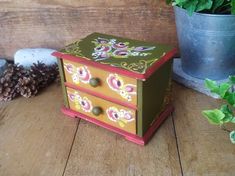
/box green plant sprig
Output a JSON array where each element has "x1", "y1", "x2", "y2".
[
  {"x1": 166, "y1": 0, "x2": 235, "y2": 15},
  {"x1": 202, "y1": 76, "x2": 235, "y2": 144}
]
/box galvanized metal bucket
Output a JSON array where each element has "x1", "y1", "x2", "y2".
[{"x1": 174, "y1": 6, "x2": 235, "y2": 80}]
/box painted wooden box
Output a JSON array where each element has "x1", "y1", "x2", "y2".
[{"x1": 53, "y1": 33, "x2": 177, "y2": 145}]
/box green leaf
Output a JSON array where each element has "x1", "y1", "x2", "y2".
[
  {"x1": 220, "y1": 104, "x2": 232, "y2": 114},
  {"x1": 229, "y1": 75, "x2": 235, "y2": 84},
  {"x1": 225, "y1": 92, "x2": 235, "y2": 107},
  {"x1": 230, "y1": 117, "x2": 235, "y2": 123},
  {"x1": 166, "y1": 0, "x2": 172, "y2": 4},
  {"x1": 205, "y1": 79, "x2": 219, "y2": 93},
  {"x1": 232, "y1": 0, "x2": 235, "y2": 15},
  {"x1": 196, "y1": 0, "x2": 213, "y2": 12},
  {"x1": 202, "y1": 109, "x2": 225, "y2": 125},
  {"x1": 167, "y1": 0, "x2": 233, "y2": 14},
  {"x1": 229, "y1": 131, "x2": 235, "y2": 144},
  {"x1": 220, "y1": 105, "x2": 233, "y2": 123},
  {"x1": 183, "y1": 0, "x2": 199, "y2": 15},
  {"x1": 212, "y1": 0, "x2": 224, "y2": 13},
  {"x1": 219, "y1": 83, "x2": 231, "y2": 98},
  {"x1": 172, "y1": 0, "x2": 188, "y2": 7},
  {"x1": 204, "y1": 79, "x2": 231, "y2": 98}
]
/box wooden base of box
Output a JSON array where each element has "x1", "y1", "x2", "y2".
[{"x1": 61, "y1": 105, "x2": 174, "y2": 145}]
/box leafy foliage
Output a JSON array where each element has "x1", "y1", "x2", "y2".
[
  {"x1": 202, "y1": 109, "x2": 225, "y2": 124},
  {"x1": 166, "y1": 0, "x2": 235, "y2": 15},
  {"x1": 205, "y1": 79, "x2": 230, "y2": 98},
  {"x1": 230, "y1": 131, "x2": 235, "y2": 144},
  {"x1": 202, "y1": 76, "x2": 235, "y2": 144}
]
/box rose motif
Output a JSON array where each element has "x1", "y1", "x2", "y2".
[
  {"x1": 64, "y1": 63, "x2": 92, "y2": 85},
  {"x1": 67, "y1": 92, "x2": 93, "y2": 112},
  {"x1": 76, "y1": 66, "x2": 91, "y2": 83},
  {"x1": 91, "y1": 37, "x2": 155, "y2": 61},
  {"x1": 112, "y1": 42, "x2": 128, "y2": 49},
  {"x1": 106, "y1": 74, "x2": 136, "y2": 101},
  {"x1": 64, "y1": 63, "x2": 74, "y2": 74},
  {"x1": 106, "y1": 107, "x2": 134, "y2": 127},
  {"x1": 79, "y1": 97, "x2": 92, "y2": 112},
  {"x1": 112, "y1": 50, "x2": 129, "y2": 58},
  {"x1": 94, "y1": 45, "x2": 112, "y2": 52},
  {"x1": 72, "y1": 73, "x2": 80, "y2": 84}
]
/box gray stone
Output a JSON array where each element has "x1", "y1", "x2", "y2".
[
  {"x1": 14, "y1": 48, "x2": 57, "y2": 68},
  {"x1": 173, "y1": 58, "x2": 228, "y2": 99},
  {"x1": 0, "y1": 59, "x2": 7, "y2": 76}
]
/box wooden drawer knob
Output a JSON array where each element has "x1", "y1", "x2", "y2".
[
  {"x1": 92, "y1": 106, "x2": 103, "y2": 116},
  {"x1": 89, "y1": 78, "x2": 101, "y2": 87}
]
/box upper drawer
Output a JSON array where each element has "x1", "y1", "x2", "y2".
[{"x1": 62, "y1": 59, "x2": 137, "y2": 105}]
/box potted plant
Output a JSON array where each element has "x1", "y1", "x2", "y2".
[
  {"x1": 202, "y1": 77, "x2": 235, "y2": 144},
  {"x1": 166, "y1": 0, "x2": 235, "y2": 80}
]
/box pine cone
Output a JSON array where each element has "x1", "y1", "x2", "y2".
[
  {"x1": 30, "y1": 62, "x2": 59, "y2": 89},
  {"x1": 0, "y1": 77, "x2": 17, "y2": 101},
  {"x1": 0, "y1": 64, "x2": 24, "y2": 101},
  {"x1": 16, "y1": 76, "x2": 38, "y2": 98},
  {"x1": 0, "y1": 62, "x2": 59, "y2": 101},
  {"x1": 3, "y1": 64, "x2": 26, "y2": 78},
  {"x1": 47, "y1": 64, "x2": 59, "y2": 84}
]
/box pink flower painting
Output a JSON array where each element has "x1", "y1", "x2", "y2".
[
  {"x1": 64, "y1": 63, "x2": 92, "y2": 84},
  {"x1": 67, "y1": 91, "x2": 93, "y2": 113},
  {"x1": 106, "y1": 74, "x2": 136, "y2": 101},
  {"x1": 106, "y1": 107, "x2": 134, "y2": 127},
  {"x1": 91, "y1": 37, "x2": 156, "y2": 61}
]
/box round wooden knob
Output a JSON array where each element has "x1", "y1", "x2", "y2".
[
  {"x1": 92, "y1": 106, "x2": 103, "y2": 116},
  {"x1": 89, "y1": 78, "x2": 101, "y2": 87}
]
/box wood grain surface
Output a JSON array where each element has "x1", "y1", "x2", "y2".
[
  {"x1": 1, "y1": 82, "x2": 235, "y2": 175},
  {"x1": 0, "y1": 0, "x2": 177, "y2": 60},
  {"x1": 63, "y1": 117, "x2": 181, "y2": 176},
  {"x1": 173, "y1": 83, "x2": 235, "y2": 176},
  {"x1": 0, "y1": 84, "x2": 78, "y2": 176}
]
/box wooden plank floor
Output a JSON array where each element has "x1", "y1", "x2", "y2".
[{"x1": 0, "y1": 83, "x2": 235, "y2": 176}]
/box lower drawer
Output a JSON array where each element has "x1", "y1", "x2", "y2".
[{"x1": 66, "y1": 87, "x2": 136, "y2": 134}]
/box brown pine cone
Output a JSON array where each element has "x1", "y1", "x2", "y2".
[
  {"x1": 0, "y1": 62, "x2": 59, "y2": 101},
  {"x1": 16, "y1": 76, "x2": 38, "y2": 98},
  {"x1": 30, "y1": 62, "x2": 59, "y2": 89},
  {"x1": 0, "y1": 64, "x2": 21, "y2": 101},
  {"x1": 0, "y1": 78, "x2": 17, "y2": 101}
]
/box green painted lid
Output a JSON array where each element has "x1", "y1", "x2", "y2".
[{"x1": 57, "y1": 33, "x2": 176, "y2": 79}]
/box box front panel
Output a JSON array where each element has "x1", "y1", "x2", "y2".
[
  {"x1": 66, "y1": 87, "x2": 136, "y2": 134},
  {"x1": 63, "y1": 60, "x2": 137, "y2": 106}
]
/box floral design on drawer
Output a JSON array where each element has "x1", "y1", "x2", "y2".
[
  {"x1": 66, "y1": 87, "x2": 136, "y2": 134},
  {"x1": 67, "y1": 91, "x2": 93, "y2": 112},
  {"x1": 106, "y1": 74, "x2": 136, "y2": 101},
  {"x1": 106, "y1": 107, "x2": 134, "y2": 128},
  {"x1": 64, "y1": 63, "x2": 91, "y2": 84},
  {"x1": 63, "y1": 60, "x2": 137, "y2": 105}
]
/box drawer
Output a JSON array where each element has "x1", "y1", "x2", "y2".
[
  {"x1": 66, "y1": 87, "x2": 136, "y2": 134},
  {"x1": 63, "y1": 60, "x2": 137, "y2": 105}
]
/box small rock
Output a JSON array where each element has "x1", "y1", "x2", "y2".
[
  {"x1": 14, "y1": 48, "x2": 57, "y2": 68},
  {"x1": 0, "y1": 59, "x2": 7, "y2": 76}
]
